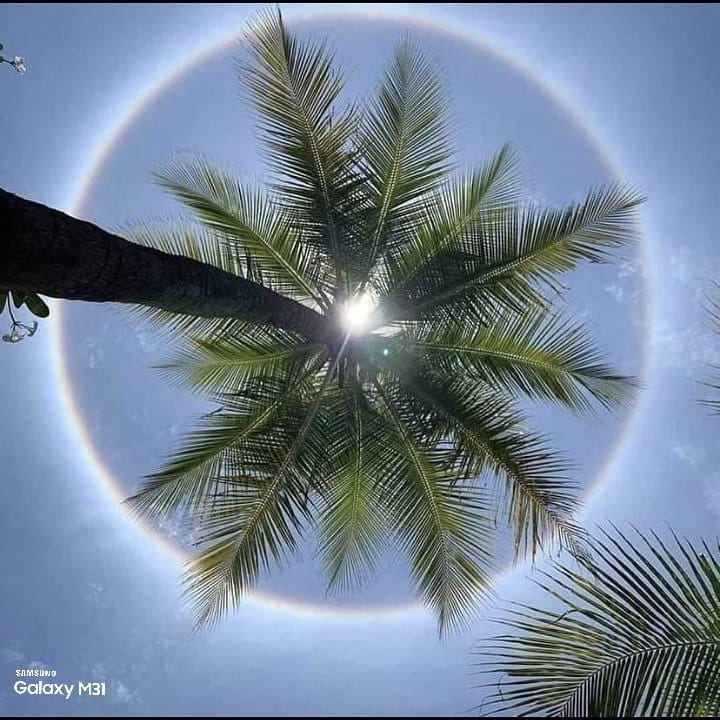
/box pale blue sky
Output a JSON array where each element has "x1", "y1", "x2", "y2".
[{"x1": 1, "y1": 3, "x2": 720, "y2": 716}]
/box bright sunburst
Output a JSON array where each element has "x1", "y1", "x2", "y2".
[{"x1": 341, "y1": 292, "x2": 377, "y2": 333}]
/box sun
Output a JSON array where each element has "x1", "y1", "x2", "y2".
[{"x1": 341, "y1": 292, "x2": 378, "y2": 334}]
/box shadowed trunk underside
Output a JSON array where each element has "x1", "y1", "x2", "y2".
[{"x1": 0, "y1": 188, "x2": 332, "y2": 343}]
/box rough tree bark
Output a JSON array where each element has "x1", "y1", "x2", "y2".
[{"x1": 0, "y1": 188, "x2": 333, "y2": 344}]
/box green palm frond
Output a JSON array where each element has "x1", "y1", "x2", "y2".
[
  {"x1": 157, "y1": 325, "x2": 322, "y2": 396},
  {"x1": 378, "y1": 144, "x2": 519, "y2": 295},
  {"x1": 360, "y1": 37, "x2": 450, "y2": 276},
  {"x1": 374, "y1": 378, "x2": 496, "y2": 635},
  {"x1": 127, "y1": 12, "x2": 640, "y2": 632},
  {"x1": 127, "y1": 354, "x2": 327, "y2": 519},
  {"x1": 382, "y1": 184, "x2": 642, "y2": 324},
  {"x1": 408, "y1": 309, "x2": 636, "y2": 414},
  {"x1": 155, "y1": 157, "x2": 331, "y2": 307},
  {"x1": 383, "y1": 366, "x2": 583, "y2": 560},
  {"x1": 183, "y1": 450, "x2": 310, "y2": 628},
  {"x1": 183, "y1": 359, "x2": 340, "y2": 626},
  {"x1": 478, "y1": 527, "x2": 720, "y2": 717},
  {"x1": 317, "y1": 383, "x2": 391, "y2": 593},
  {"x1": 129, "y1": 219, "x2": 238, "y2": 274},
  {"x1": 241, "y1": 9, "x2": 358, "y2": 288},
  {"x1": 127, "y1": 399, "x2": 276, "y2": 520}
]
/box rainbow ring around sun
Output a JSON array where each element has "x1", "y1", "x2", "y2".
[{"x1": 49, "y1": 5, "x2": 656, "y2": 621}]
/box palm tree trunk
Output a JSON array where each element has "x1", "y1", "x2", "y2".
[{"x1": 0, "y1": 188, "x2": 332, "y2": 343}]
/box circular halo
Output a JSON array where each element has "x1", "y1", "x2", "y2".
[{"x1": 50, "y1": 6, "x2": 655, "y2": 620}]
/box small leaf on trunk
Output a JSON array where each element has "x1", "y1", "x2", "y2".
[
  {"x1": 11, "y1": 289, "x2": 26, "y2": 308},
  {"x1": 25, "y1": 293, "x2": 49, "y2": 318}
]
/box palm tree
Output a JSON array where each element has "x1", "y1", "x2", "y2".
[
  {"x1": 478, "y1": 527, "x2": 720, "y2": 716},
  {"x1": 2, "y1": 10, "x2": 640, "y2": 632},
  {"x1": 124, "y1": 11, "x2": 640, "y2": 632}
]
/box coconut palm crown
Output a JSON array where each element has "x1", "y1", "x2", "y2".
[{"x1": 128, "y1": 10, "x2": 640, "y2": 633}]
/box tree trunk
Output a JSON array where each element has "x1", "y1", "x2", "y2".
[{"x1": 0, "y1": 188, "x2": 333, "y2": 344}]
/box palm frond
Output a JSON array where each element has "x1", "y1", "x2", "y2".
[
  {"x1": 478, "y1": 527, "x2": 720, "y2": 717},
  {"x1": 126, "y1": 387, "x2": 288, "y2": 520},
  {"x1": 128, "y1": 218, "x2": 239, "y2": 273},
  {"x1": 182, "y1": 446, "x2": 310, "y2": 627},
  {"x1": 378, "y1": 144, "x2": 519, "y2": 295},
  {"x1": 374, "y1": 378, "x2": 495, "y2": 635},
  {"x1": 317, "y1": 383, "x2": 390, "y2": 593},
  {"x1": 127, "y1": 355, "x2": 327, "y2": 519},
  {"x1": 383, "y1": 184, "x2": 642, "y2": 323},
  {"x1": 157, "y1": 325, "x2": 322, "y2": 397},
  {"x1": 408, "y1": 309, "x2": 636, "y2": 414},
  {"x1": 360, "y1": 37, "x2": 450, "y2": 275},
  {"x1": 383, "y1": 366, "x2": 583, "y2": 560},
  {"x1": 183, "y1": 359, "x2": 339, "y2": 626},
  {"x1": 155, "y1": 157, "x2": 331, "y2": 307},
  {"x1": 241, "y1": 9, "x2": 358, "y2": 288}
]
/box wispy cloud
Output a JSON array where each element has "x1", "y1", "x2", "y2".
[
  {"x1": 651, "y1": 319, "x2": 720, "y2": 374},
  {"x1": 672, "y1": 443, "x2": 705, "y2": 469},
  {"x1": 112, "y1": 680, "x2": 140, "y2": 706}
]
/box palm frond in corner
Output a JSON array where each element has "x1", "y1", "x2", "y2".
[{"x1": 477, "y1": 526, "x2": 720, "y2": 717}]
